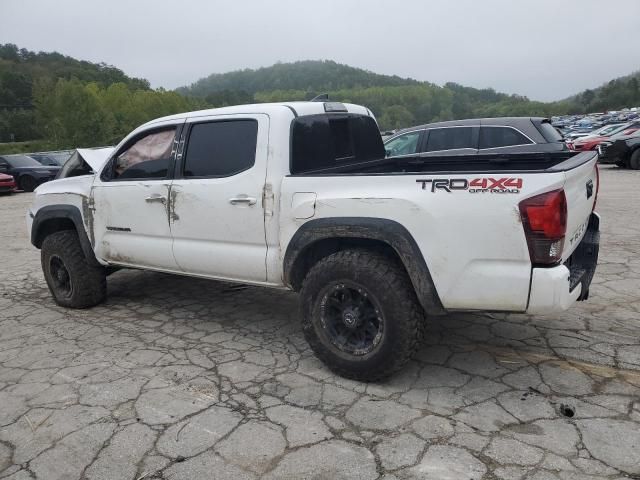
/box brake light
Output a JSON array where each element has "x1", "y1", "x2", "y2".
[
  {"x1": 519, "y1": 189, "x2": 567, "y2": 265},
  {"x1": 593, "y1": 163, "x2": 599, "y2": 212}
]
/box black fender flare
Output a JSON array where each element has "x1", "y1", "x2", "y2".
[
  {"x1": 31, "y1": 205, "x2": 100, "y2": 267},
  {"x1": 283, "y1": 217, "x2": 445, "y2": 316}
]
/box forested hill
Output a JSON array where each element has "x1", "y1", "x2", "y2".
[
  {"x1": 1, "y1": 43, "x2": 639, "y2": 151},
  {"x1": 567, "y1": 71, "x2": 640, "y2": 114},
  {"x1": 177, "y1": 60, "x2": 420, "y2": 98},
  {"x1": 0, "y1": 43, "x2": 149, "y2": 107},
  {"x1": 178, "y1": 59, "x2": 640, "y2": 129},
  {"x1": 176, "y1": 60, "x2": 554, "y2": 128},
  {"x1": 0, "y1": 43, "x2": 200, "y2": 148}
]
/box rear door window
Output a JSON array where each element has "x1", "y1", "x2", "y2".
[
  {"x1": 425, "y1": 127, "x2": 475, "y2": 152},
  {"x1": 182, "y1": 120, "x2": 258, "y2": 177},
  {"x1": 291, "y1": 114, "x2": 384, "y2": 174},
  {"x1": 479, "y1": 127, "x2": 533, "y2": 149}
]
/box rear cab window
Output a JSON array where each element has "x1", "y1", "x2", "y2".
[{"x1": 290, "y1": 114, "x2": 384, "y2": 174}]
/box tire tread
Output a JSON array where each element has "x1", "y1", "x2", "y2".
[
  {"x1": 41, "y1": 230, "x2": 106, "y2": 308},
  {"x1": 300, "y1": 249, "x2": 425, "y2": 381}
]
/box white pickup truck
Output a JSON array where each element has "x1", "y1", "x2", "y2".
[{"x1": 27, "y1": 101, "x2": 600, "y2": 380}]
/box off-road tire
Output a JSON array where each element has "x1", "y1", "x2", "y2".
[
  {"x1": 300, "y1": 249, "x2": 425, "y2": 381},
  {"x1": 629, "y1": 149, "x2": 640, "y2": 170},
  {"x1": 41, "y1": 230, "x2": 106, "y2": 308},
  {"x1": 19, "y1": 175, "x2": 37, "y2": 192}
]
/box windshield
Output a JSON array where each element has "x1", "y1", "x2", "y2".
[
  {"x1": 604, "y1": 124, "x2": 631, "y2": 137},
  {"x1": 597, "y1": 124, "x2": 622, "y2": 136},
  {"x1": 31, "y1": 155, "x2": 58, "y2": 166},
  {"x1": 5, "y1": 155, "x2": 42, "y2": 168}
]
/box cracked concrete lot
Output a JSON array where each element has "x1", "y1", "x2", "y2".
[{"x1": 1, "y1": 165, "x2": 639, "y2": 480}]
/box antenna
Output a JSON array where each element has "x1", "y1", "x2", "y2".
[{"x1": 310, "y1": 93, "x2": 329, "y2": 102}]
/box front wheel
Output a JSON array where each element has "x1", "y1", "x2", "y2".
[
  {"x1": 300, "y1": 250, "x2": 425, "y2": 381},
  {"x1": 41, "y1": 230, "x2": 107, "y2": 308}
]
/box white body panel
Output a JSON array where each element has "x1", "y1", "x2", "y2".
[
  {"x1": 279, "y1": 172, "x2": 561, "y2": 311},
  {"x1": 91, "y1": 180, "x2": 177, "y2": 270},
  {"x1": 28, "y1": 101, "x2": 598, "y2": 315},
  {"x1": 170, "y1": 113, "x2": 270, "y2": 282}
]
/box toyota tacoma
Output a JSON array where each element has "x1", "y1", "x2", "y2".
[{"x1": 27, "y1": 101, "x2": 600, "y2": 380}]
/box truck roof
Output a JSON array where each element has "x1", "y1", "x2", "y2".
[{"x1": 143, "y1": 102, "x2": 372, "y2": 128}]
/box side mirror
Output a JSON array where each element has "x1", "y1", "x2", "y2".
[{"x1": 385, "y1": 149, "x2": 392, "y2": 157}]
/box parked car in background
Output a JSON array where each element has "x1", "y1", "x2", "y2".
[
  {"x1": 0, "y1": 173, "x2": 17, "y2": 194},
  {"x1": 384, "y1": 117, "x2": 566, "y2": 158},
  {"x1": 598, "y1": 130, "x2": 640, "y2": 169},
  {"x1": 566, "y1": 123, "x2": 624, "y2": 142},
  {"x1": 30, "y1": 151, "x2": 73, "y2": 167},
  {"x1": 0, "y1": 155, "x2": 60, "y2": 192},
  {"x1": 570, "y1": 122, "x2": 640, "y2": 152}
]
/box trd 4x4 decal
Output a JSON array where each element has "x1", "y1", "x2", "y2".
[{"x1": 416, "y1": 177, "x2": 523, "y2": 194}]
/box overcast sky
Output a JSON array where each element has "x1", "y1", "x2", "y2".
[{"x1": 1, "y1": 0, "x2": 638, "y2": 101}]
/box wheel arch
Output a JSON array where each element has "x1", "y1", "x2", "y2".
[
  {"x1": 283, "y1": 217, "x2": 445, "y2": 316},
  {"x1": 31, "y1": 205, "x2": 100, "y2": 267}
]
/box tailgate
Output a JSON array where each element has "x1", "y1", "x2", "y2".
[{"x1": 561, "y1": 152, "x2": 598, "y2": 261}]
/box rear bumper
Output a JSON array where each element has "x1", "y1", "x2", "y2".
[{"x1": 526, "y1": 213, "x2": 600, "y2": 314}]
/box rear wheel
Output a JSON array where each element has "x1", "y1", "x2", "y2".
[
  {"x1": 19, "y1": 175, "x2": 37, "y2": 192},
  {"x1": 300, "y1": 249, "x2": 425, "y2": 381},
  {"x1": 41, "y1": 230, "x2": 106, "y2": 308},
  {"x1": 629, "y1": 150, "x2": 640, "y2": 170}
]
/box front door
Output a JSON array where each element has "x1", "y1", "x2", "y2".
[
  {"x1": 170, "y1": 114, "x2": 269, "y2": 282},
  {"x1": 91, "y1": 123, "x2": 181, "y2": 270}
]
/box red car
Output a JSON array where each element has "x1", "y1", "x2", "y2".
[
  {"x1": 0, "y1": 173, "x2": 17, "y2": 194},
  {"x1": 572, "y1": 128, "x2": 640, "y2": 151}
]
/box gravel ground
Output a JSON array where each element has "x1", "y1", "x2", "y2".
[{"x1": 0, "y1": 165, "x2": 639, "y2": 480}]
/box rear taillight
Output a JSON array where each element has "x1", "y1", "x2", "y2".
[
  {"x1": 593, "y1": 163, "x2": 599, "y2": 212},
  {"x1": 519, "y1": 189, "x2": 567, "y2": 265}
]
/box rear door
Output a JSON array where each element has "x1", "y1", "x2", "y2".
[{"x1": 169, "y1": 114, "x2": 269, "y2": 282}]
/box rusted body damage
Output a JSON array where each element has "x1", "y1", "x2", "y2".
[
  {"x1": 81, "y1": 195, "x2": 95, "y2": 246},
  {"x1": 283, "y1": 217, "x2": 446, "y2": 316},
  {"x1": 168, "y1": 187, "x2": 179, "y2": 223}
]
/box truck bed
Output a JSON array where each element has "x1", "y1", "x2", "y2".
[
  {"x1": 291, "y1": 150, "x2": 591, "y2": 175},
  {"x1": 280, "y1": 150, "x2": 599, "y2": 313}
]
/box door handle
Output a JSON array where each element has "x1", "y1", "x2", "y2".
[
  {"x1": 145, "y1": 194, "x2": 167, "y2": 204},
  {"x1": 229, "y1": 195, "x2": 257, "y2": 206}
]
